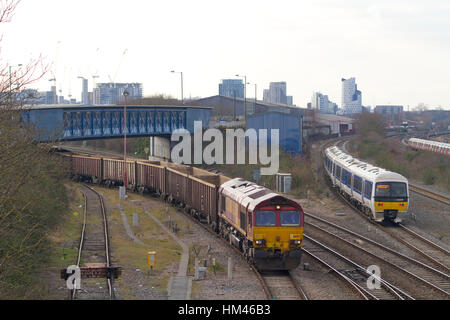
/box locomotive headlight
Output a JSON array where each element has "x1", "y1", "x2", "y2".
[
  {"x1": 290, "y1": 239, "x2": 302, "y2": 245},
  {"x1": 255, "y1": 239, "x2": 266, "y2": 246}
]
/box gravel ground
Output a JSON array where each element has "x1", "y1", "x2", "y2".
[
  {"x1": 290, "y1": 254, "x2": 362, "y2": 300},
  {"x1": 103, "y1": 192, "x2": 266, "y2": 300},
  {"x1": 404, "y1": 191, "x2": 450, "y2": 249},
  {"x1": 291, "y1": 191, "x2": 449, "y2": 299}
]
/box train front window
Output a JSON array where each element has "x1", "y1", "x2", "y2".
[
  {"x1": 256, "y1": 211, "x2": 276, "y2": 226},
  {"x1": 280, "y1": 211, "x2": 300, "y2": 226},
  {"x1": 375, "y1": 182, "x2": 407, "y2": 198}
]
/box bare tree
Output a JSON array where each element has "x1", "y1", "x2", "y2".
[
  {"x1": 354, "y1": 112, "x2": 386, "y2": 139},
  {"x1": 0, "y1": 0, "x2": 67, "y2": 298}
]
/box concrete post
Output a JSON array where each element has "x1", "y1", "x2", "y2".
[
  {"x1": 227, "y1": 257, "x2": 232, "y2": 280},
  {"x1": 119, "y1": 186, "x2": 127, "y2": 200},
  {"x1": 133, "y1": 213, "x2": 138, "y2": 227},
  {"x1": 194, "y1": 258, "x2": 199, "y2": 280}
]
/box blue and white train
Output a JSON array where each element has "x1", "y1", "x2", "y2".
[{"x1": 324, "y1": 146, "x2": 409, "y2": 223}]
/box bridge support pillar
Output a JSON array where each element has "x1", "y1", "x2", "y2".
[{"x1": 149, "y1": 136, "x2": 171, "y2": 161}]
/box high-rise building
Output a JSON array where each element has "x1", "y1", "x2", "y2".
[
  {"x1": 218, "y1": 79, "x2": 244, "y2": 98},
  {"x1": 263, "y1": 89, "x2": 270, "y2": 102},
  {"x1": 263, "y1": 81, "x2": 292, "y2": 105},
  {"x1": 93, "y1": 87, "x2": 100, "y2": 105},
  {"x1": 81, "y1": 78, "x2": 89, "y2": 105},
  {"x1": 96, "y1": 83, "x2": 143, "y2": 105},
  {"x1": 287, "y1": 96, "x2": 293, "y2": 106},
  {"x1": 341, "y1": 77, "x2": 362, "y2": 114},
  {"x1": 311, "y1": 92, "x2": 336, "y2": 114}
]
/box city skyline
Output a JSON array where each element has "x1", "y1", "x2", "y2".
[{"x1": 2, "y1": 0, "x2": 449, "y2": 109}]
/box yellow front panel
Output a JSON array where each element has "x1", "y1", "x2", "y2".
[
  {"x1": 374, "y1": 202, "x2": 408, "y2": 212},
  {"x1": 253, "y1": 227, "x2": 304, "y2": 252}
]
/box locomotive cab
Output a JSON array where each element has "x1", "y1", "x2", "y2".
[
  {"x1": 251, "y1": 198, "x2": 304, "y2": 270},
  {"x1": 373, "y1": 181, "x2": 409, "y2": 223}
]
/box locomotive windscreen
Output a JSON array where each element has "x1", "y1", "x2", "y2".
[
  {"x1": 280, "y1": 211, "x2": 300, "y2": 226},
  {"x1": 256, "y1": 211, "x2": 276, "y2": 226},
  {"x1": 375, "y1": 182, "x2": 407, "y2": 200}
]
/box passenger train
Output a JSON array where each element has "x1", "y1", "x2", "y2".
[
  {"x1": 324, "y1": 146, "x2": 409, "y2": 223},
  {"x1": 408, "y1": 138, "x2": 450, "y2": 156},
  {"x1": 58, "y1": 151, "x2": 304, "y2": 271}
]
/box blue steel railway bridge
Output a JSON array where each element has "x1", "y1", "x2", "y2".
[{"x1": 22, "y1": 104, "x2": 211, "y2": 159}]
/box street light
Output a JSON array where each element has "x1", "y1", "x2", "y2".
[
  {"x1": 123, "y1": 90, "x2": 129, "y2": 195},
  {"x1": 9, "y1": 64, "x2": 22, "y2": 94},
  {"x1": 171, "y1": 70, "x2": 184, "y2": 104},
  {"x1": 235, "y1": 74, "x2": 246, "y2": 122}
]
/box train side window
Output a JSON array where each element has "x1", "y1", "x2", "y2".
[
  {"x1": 221, "y1": 195, "x2": 226, "y2": 212},
  {"x1": 364, "y1": 181, "x2": 372, "y2": 199},
  {"x1": 336, "y1": 165, "x2": 341, "y2": 178},
  {"x1": 341, "y1": 169, "x2": 347, "y2": 183},
  {"x1": 353, "y1": 176, "x2": 362, "y2": 194},
  {"x1": 240, "y1": 210, "x2": 247, "y2": 230}
]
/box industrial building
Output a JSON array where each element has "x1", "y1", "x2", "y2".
[
  {"x1": 375, "y1": 105, "x2": 403, "y2": 122},
  {"x1": 314, "y1": 112, "x2": 354, "y2": 135},
  {"x1": 246, "y1": 111, "x2": 303, "y2": 155},
  {"x1": 192, "y1": 95, "x2": 302, "y2": 120}
]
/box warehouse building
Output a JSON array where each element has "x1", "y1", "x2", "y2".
[
  {"x1": 314, "y1": 112, "x2": 354, "y2": 135},
  {"x1": 246, "y1": 111, "x2": 303, "y2": 155}
]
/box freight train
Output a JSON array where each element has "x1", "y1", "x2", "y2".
[
  {"x1": 59, "y1": 151, "x2": 304, "y2": 271},
  {"x1": 324, "y1": 146, "x2": 409, "y2": 223}
]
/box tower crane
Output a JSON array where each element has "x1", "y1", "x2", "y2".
[{"x1": 108, "y1": 49, "x2": 128, "y2": 84}]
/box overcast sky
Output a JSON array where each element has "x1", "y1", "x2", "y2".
[{"x1": 2, "y1": 0, "x2": 449, "y2": 108}]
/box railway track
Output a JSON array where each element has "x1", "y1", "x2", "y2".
[
  {"x1": 258, "y1": 271, "x2": 308, "y2": 300},
  {"x1": 322, "y1": 139, "x2": 450, "y2": 274},
  {"x1": 72, "y1": 185, "x2": 114, "y2": 300},
  {"x1": 379, "y1": 222, "x2": 450, "y2": 273},
  {"x1": 166, "y1": 201, "x2": 308, "y2": 300},
  {"x1": 303, "y1": 236, "x2": 413, "y2": 300},
  {"x1": 325, "y1": 178, "x2": 450, "y2": 275},
  {"x1": 304, "y1": 213, "x2": 450, "y2": 298},
  {"x1": 409, "y1": 183, "x2": 450, "y2": 206}
]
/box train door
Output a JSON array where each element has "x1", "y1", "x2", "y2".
[{"x1": 247, "y1": 207, "x2": 253, "y2": 239}]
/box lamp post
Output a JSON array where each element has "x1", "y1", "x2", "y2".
[
  {"x1": 123, "y1": 90, "x2": 129, "y2": 193},
  {"x1": 171, "y1": 70, "x2": 183, "y2": 104},
  {"x1": 9, "y1": 64, "x2": 22, "y2": 96},
  {"x1": 235, "y1": 74, "x2": 246, "y2": 122}
]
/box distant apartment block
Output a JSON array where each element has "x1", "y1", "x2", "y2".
[
  {"x1": 81, "y1": 78, "x2": 89, "y2": 105},
  {"x1": 218, "y1": 79, "x2": 244, "y2": 98},
  {"x1": 287, "y1": 95, "x2": 293, "y2": 106},
  {"x1": 262, "y1": 81, "x2": 293, "y2": 105},
  {"x1": 311, "y1": 92, "x2": 337, "y2": 114},
  {"x1": 96, "y1": 83, "x2": 143, "y2": 105},
  {"x1": 375, "y1": 105, "x2": 403, "y2": 122},
  {"x1": 341, "y1": 77, "x2": 362, "y2": 114}
]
